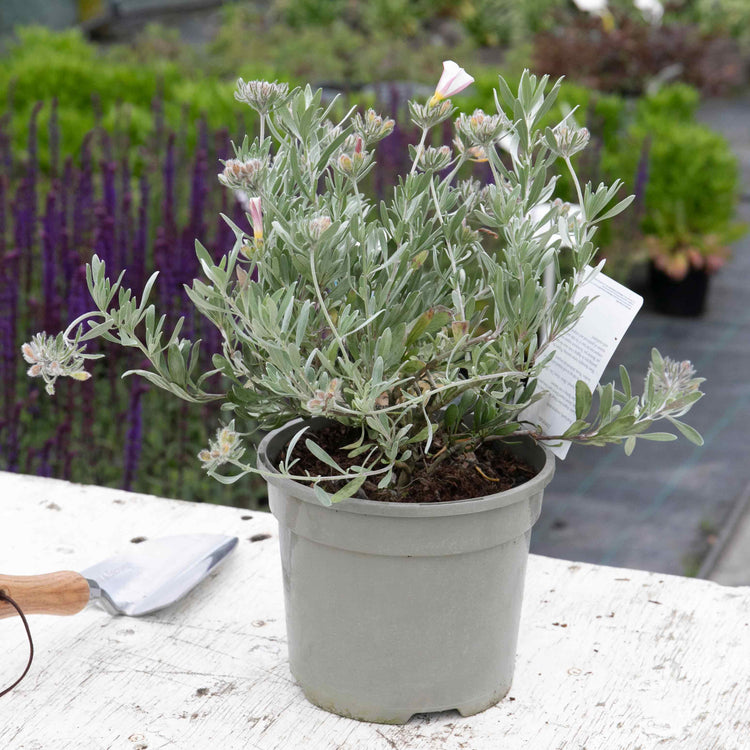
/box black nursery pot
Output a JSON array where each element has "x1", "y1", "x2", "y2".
[{"x1": 649, "y1": 262, "x2": 709, "y2": 317}]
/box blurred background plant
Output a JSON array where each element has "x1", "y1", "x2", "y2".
[
  {"x1": 207, "y1": 0, "x2": 477, "y2": 85},
  {"x1": 667, "y1": 0, "x2": 750, "y2": 55},
  {"x1": 532, "y1": 2, "x2": 746, "y2": 96},
  {"x1": 0, "y1": 26, "x2": 266, "y2": 173},
  {"x1": 0, "y1": 0, "x2": 745, "y2": 507},
  {"x1": 0, "y1": 76, "x2": 267, "y2": 507}
]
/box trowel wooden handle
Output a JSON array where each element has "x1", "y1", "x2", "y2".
[{"x1": 0, "y1": 572, "x2": 90, "y2": 619}]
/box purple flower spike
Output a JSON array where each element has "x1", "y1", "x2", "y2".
[
  {"x1": 49, "y1": 98, "x2": 60, "y2": 179},
  {"x1": 122, "y1": 382, "x2": 146, "y2": 491},
  {"x1": 41, "y1": 189, "x2": 60, "y2": 333},
  {"x1": 133, "y1": 175, "x2": 149, "y2": 291}
]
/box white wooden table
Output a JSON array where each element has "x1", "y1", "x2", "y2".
[{"x1": 1, "y1": 471, "x2": 748, "y2": 750}]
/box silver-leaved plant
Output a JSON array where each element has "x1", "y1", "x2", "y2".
[{"x1": 26, "y1": 66, "x2": 704, "y2": 503}]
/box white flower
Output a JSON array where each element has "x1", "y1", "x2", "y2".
[
  {"x1": 429, "y1": 61, "x2": 474, "y2": 107},
  {"x1": 572, "y1": 0, "x2": 608, "y2": 14},
  {"x1": 634, "y1": 0, "x2": 663, "y2": 24}
]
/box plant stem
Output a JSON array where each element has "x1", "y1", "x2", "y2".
[
  {"x1": 330, "y1": 370, "x2": 522, "y2": 418},
  {"x1": 309, "y1": 244, "x2": 354, "y2": 371},
  {"x1": 410, "y1": 128, "x2": 428, "y2": 174},
  {"x1": 565, "y1": 156, "x2": 586, "y2": 219}
]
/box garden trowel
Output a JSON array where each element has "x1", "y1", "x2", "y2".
[{"x1": 0, "y1": 534, "x2": 238, "y2": 619}]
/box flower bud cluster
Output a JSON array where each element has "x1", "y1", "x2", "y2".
[
  {"x1": 456, "y1": 109, "x2": 509, "y2": 148},
  {"x1": 417, "y1": 145, "x2": 453, "y2": 173},
  {"x1": 234, "y1": 79, "x2": 289, "y2": 115},
  {"x1": 198, "y1": 422, "x2": 245, "y2": 472},
  {"x1": 219, "y1": 158, "x2": 267, "y2": 193},
  {"x1": 409, "y1": 99, "x2": 454, "y2": 130},
  {"x1": 453, "y1": 135, "x2": 488, "y2": 163},
  {"x1": 551, "y1": 124, "x2": 590, "y2": 159},
  {"x1": 353, "y1": 109, "x2": 395, "y2": 147},
  {"x1": 307, "y1": 215, "x2": 333, "y2": 240},
  {"x1": 21, "y1": 333, "x2": 91, "y2": 395},
  {"x1": 332, "y1": 136, "x2": 372, "y2": 181},
  {"x1": 646, "y1": 356, "x2": 704, "y2": 418},
  {"x1": 652, "y1": 358, "x2": 699, "y2": 396},
  {"x1": 306, "y1": 378, "x2": 341, "y2": 414}
]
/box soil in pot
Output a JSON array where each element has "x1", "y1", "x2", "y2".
[
  {"x1": 281, "y1": 421, "x2": 537, "y2": 503},
  {"x1": 649, "y1": 262, "x2": 709, "y2": 317}
]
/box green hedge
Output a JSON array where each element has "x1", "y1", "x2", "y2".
[{"x1": 0, "y1": 27, "x2": 276, "y2": 171}]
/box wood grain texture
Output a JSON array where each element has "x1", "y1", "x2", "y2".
[
  {"x1": 0, "y1": 571, "x2": 90, "y2": 619},
  {"x1": 0, "y1": 469, "x2": 748, "y2": 750}
]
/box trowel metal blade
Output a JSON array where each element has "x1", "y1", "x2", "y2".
[{"x1": 81, "y1": 534, "x2": 238, "y2": 616}]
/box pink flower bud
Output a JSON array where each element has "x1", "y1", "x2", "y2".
[
  {"x1": 430, "y1": 61, "x2": 474, "y2": 106},
  {"x1": 21, "y1": 343, "x2": 37, "y2": 364},
  {"x1": 247, "y1": 197, "x2": 263, "y2": 240}
]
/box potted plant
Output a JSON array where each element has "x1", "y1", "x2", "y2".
[
  {"x1": 611, "y1": 107, "x2": 744, "y2": 316},
  {"x1": 24, "y1": 65, "x2": 704, "y2": 724},
  {"x1": 645, "y1": 220, "x2": 740, "y2": 316}
]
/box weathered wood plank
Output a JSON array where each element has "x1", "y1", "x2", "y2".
[{"x1": 0, "y1": 470, "x2": 748, "y2": 749}]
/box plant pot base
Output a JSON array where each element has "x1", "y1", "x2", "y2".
[
  {"x1": 278, "y1": 523, "x2": 530, "y2": 726},
  {"x1": 649, "y1": 262, "x2": 709, "y2": 317},
  {"x1": 296, "y1": 676, "x2": 511, "y2": 724}
]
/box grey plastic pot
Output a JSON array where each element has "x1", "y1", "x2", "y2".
[{"x1": 258, "y1": 418, "x2": 555, "y2": 724}]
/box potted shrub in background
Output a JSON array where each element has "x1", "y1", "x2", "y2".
[
  {"x1": 24, "y1": 65, "x2": 704, "y2": 724},
  {"x1": 645, "y1": 219, "x2": 742, "y2": 317},
  {"x1": 604, "y1": 98, "x2": 743, "y2": 314}
]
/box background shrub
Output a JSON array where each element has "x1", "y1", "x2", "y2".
[
  {"x1": 531, "y1": 9, "x2": 746, "y2": 96},
  {"x1": 0, "y1": 26, "x2": 262, "y2": 174}
]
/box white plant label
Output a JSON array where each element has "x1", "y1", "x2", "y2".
[{"x1": 525, "y1": 268, "x2": 643, "y2": 459}]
